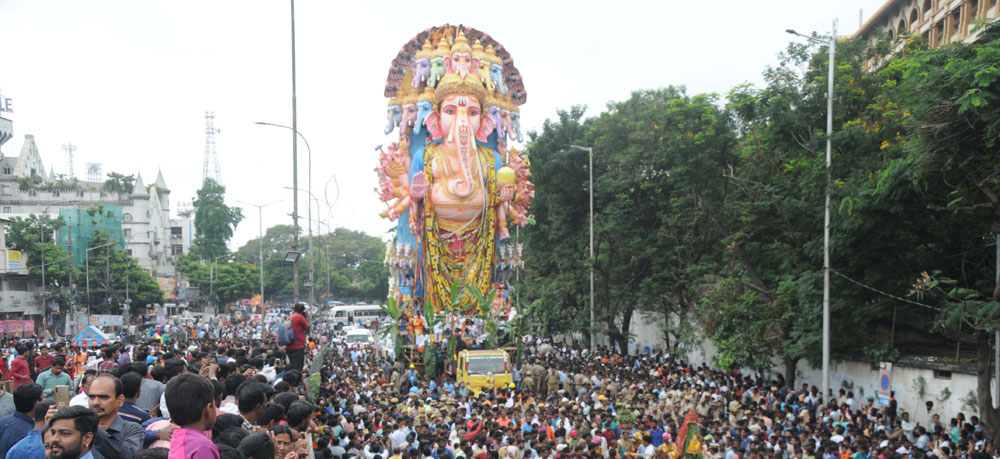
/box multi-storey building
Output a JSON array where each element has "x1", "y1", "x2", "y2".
[
  {"x1": 0, "y1": 134, "x2": 191, "y2": 279},
  {"x1": 857, "y1": 0, "x2": 1000, "y2": 56}
]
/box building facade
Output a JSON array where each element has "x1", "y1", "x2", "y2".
[
  {"x1": 856, "y1": 0, "x2": 1000, "y2": 52},
  {"x1": 0, "y1": 134, "x2": 191, "y2": 278}
]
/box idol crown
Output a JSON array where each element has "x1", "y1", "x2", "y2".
[{"x1": 434, "y1": 73, "x2": 486, "y2": 104}]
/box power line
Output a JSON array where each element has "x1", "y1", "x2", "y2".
[{"x1": 830, "y1": 268, "x2": 939, "y2": 311}]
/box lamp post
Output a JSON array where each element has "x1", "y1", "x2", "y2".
[
  {"x1": 38, "y1": 201, "x2": 78, "y2": 309},
  {"x1": 256, "y1": 121, "x2": 312, "y2": 304},
  {"x1": 255, "y1": 0, "x2": 302, "y2": 304},
  {"x1": 787, "y1": 21, "x2": 836, "y2": 403},
  {"x1": 567, "y1": 144, "x2": 595, "y2": 353},
  {"x1": 283, "y1": 186, "x2": 320, "y2": 304},
  {"x1": 236, "y1": 199, "x2": 283, "y2": 311}
]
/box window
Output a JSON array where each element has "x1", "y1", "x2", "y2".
[
  {"x1": 971, "y1": 0, "x2": 980, "y2": 19},
  {"x1": 936, "y1": 19, "x2": 946, "y2": 45},
  {"x1": 124, "y1": 229, "x2": 132, "y2": 238},
  {"x1": 8, "y1": 279, "x2": 26, "y2": 291},
  {"x1": 924, "y1": 0, "x2": 932, "y2": 13},
  {"x1": 126, "y1": 249, "x2": 133, "y2": 256},
  {"x1": 171, "y1": 244, "x2": 183, "y2": 256},
  {"x1": 898, "y1": 18, "x2": 908, "y2": 35},
  {"x1": 2, "y1": 168, "x2": 11, "y2": 175},
  {"x1": 1, "y1": 207, "x2": 10, "y2": 214},
  {"x1": 1, "y1": 185, "x2": 10, "y2": 195},
  {"x1": 933, "y1": 370, "x2": 952, "y2": 380},
  {"x1": 911, "y1": 8, "x2": 919, "y2": 24},
  {"x1": 171, "y1": 227, "x2": 183, "y2": 235},
  {"x1": 123, "y1": 213, "x2": 132, "y2": 222},
  {"x1": 52, "y1": 191, "x2": 60, "y2": 197},
  {"x1": 953, "y1": 7, "x2": 961, "y2": 36}
]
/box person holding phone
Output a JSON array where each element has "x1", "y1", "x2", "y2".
[{"x1": 36, "y1": 356, "x2": 72, "y2": 401}]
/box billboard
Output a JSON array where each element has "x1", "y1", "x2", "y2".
[
  {"x1": 7, "y1": 250, "x2": 22, "y2": 271},
  {"x1": 89, "y1": 315, "x2": 123, "y2": 327}
]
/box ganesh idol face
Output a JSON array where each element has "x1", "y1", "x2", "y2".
[{"x1": 440, "y1": 94, "x2": 482, "y2": 154}]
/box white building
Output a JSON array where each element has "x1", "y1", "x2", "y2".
[{"x1": 0, "y1": 134, "x2": 191, "y2": 277}]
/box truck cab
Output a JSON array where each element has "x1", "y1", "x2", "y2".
[{"x1": 456, "y1": 349, "x2": 512, "y2": 394}]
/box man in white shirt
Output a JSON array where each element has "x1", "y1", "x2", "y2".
[
  {"x1": 69, "y1": 374, "x2": 95, "y2": 407},
  {"x1": 641, "y1": 436, "x2": 655, "y2": 459}
]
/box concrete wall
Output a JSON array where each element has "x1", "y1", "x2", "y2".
[
  {"x1": 796, "y1": 359, "x2": 982, "y2": 425},
  {"x1": 602, "y1": 309, "x2": 985, "y2": 425}
]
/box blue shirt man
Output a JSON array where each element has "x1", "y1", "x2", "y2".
[
  {"x1": 0, "y1": 383, "x2": 43, "y2": 459},
  {"x1": 5, "y1": 429, "x2": 43, "y2": 459}
]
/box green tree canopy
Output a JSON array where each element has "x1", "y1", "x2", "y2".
[{"x1": 192, "y1": 178, "x2": 243, "y2": 259}]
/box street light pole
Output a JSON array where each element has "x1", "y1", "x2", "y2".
[
  {"x1": 256, "y1": 121, "x2": 313, "y2": 304},
  {"x1": 569, "y1": 145, "x2": 595, "y2": 353},
  {"x1": 788, "y1": 20, "x2": 836, "y2": 403},
  {"x1": 237, "y1": 199, "x2": 283, "y2": 311}
]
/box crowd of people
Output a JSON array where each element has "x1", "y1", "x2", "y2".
[{"x1": 0, "y1": 302, "x2": 991, "y2": 459}]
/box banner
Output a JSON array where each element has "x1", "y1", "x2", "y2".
[
  {"x1": 6, "y1": 250, "x2": 22, "y2": 271},
  {"x1": 156, "y1": 314, "x2": 167, "y2": 326},
  {"x1": 0, "y1": 320, "x2": 34, "y2": 333},
  {"x1": 89, "y1": 315, "x2": 123, "y2": 327},
  {"x1": 157, "y1": 278, "x2": 176, "y2": 300}
]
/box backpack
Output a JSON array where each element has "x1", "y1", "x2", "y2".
[{"x1": 278, "y1": 318, "x2": 297, "y2": 346}]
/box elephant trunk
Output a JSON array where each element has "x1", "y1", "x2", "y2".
[
  {"x1": 447, "y1": 114, "x2": 476, "y2": 199},
  {"x1": 492, "y1": 112, "x2": 505, "y2": 141},
  {"x1": 414, "y1": 112, "x2": 425, "y2": 135},
  {"x1": 385, "y1": 112, "x2": 397, "y2": 135}
]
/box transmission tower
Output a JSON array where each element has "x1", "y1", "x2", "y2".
[
  {"x1": 62, "y1": 143, "x2": 76, "y2": 178},
  {"x1": 202, "y1": 111, "x2": 222, "y2": 184}
]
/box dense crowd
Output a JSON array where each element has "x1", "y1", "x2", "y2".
[{"x1": 0, "y1": 303, "x2": 991, "y2": 459}]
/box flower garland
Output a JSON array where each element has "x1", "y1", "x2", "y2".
[{"x1": 422, "y1": 143, "x2": 497, "y2": 312}]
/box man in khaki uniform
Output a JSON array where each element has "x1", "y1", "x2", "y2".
[
  {"x1": 607, "y1": 379, "x2": 620, "y2": 401},
  {"x1": 522, "y1": 371, "x2": 535, "y2": 394},
  {"x1": 545, "y1": 369, "x2": 560, "y2": 397},
  {"x1": 728, "y1": 398, "x2": 742, "y2": 426},
  {"x1": 533, "y1": 363, "x2": 546, "y2": 394}
]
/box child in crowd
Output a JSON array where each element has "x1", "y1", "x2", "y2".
[{"x1": 166, "y1": 373, "x2": 220, "y2": 459}]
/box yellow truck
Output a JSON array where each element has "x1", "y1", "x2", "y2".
[{"x1": 456, "y1": 349, "x2": 512, "y2": 394}]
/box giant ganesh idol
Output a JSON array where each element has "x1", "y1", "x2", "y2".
[{"x1": 377, "y1": 25, "x2": 533, "y2": 318}]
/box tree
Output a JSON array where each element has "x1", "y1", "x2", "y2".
[
  {"x1": 5, "y1": 215, "x2": 74, "y2": 309},
  {"x1": 102, "y1": 172, "x2": 135, "y2": 194},
  {"x1": 192, "y1": 178, "x2": 243, "y2": 259},
  {"x1": 871, "y1": 24, "x2": 1000, "y2": 443},
  {"x1": 519, "y1": 107, "x2": 594, "y2": 340},
  {"x1": 81, "y1": 232, "x2": 162, "y2": 310},
  {"x1": 587, "y1": 87, "x2": 735, "y2": 354},
  {"x1": 233, "y1": 225, "x2": 388, "y2": 303},
  {"x1": 177, "y1": 253, "x2": 259, "y2": 306}
]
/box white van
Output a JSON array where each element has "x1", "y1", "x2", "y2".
[
  {"x1": 344, "y1": 328, "x2": 375, "y2": 348},
  {"x1": 328, "y1": 304, "x2": 386, "y2": 329}
]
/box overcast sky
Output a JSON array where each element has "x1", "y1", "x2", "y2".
[{"x1": 0, "y1": 0, "x2": 886, "y2": 249}]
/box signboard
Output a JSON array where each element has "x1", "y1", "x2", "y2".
[
  {"x1": 7, "y1": 250, "x2": 22, "y2": 271},
  {"x1": 156, "y1": 314, "x2": 167, "y2": 326},
  {"x1": 0, "y1": 320, "x2": 34, "y2": 334},
  {"x1": 89, "y1": 314, "x2": 123, "y2": 327},
  {"x1": 0, "y1": 93, "x2": 12, "y2": 113},
  {"x1": 877, "y1": 361, "x2": 893, "y2": 406},
  {"x1": 157, "y1": 278, "x2": 176, "y2": 300}
]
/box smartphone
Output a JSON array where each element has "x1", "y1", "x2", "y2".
[{"x1": 54, "y1": 385, "x2": 70, "y2": 408}]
